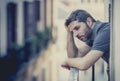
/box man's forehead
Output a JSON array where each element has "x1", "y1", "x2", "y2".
[
  {"x1": 68, "y1": 20, "x2": 78, "y2": 31},
  {"x1": 69, "y1": 21, "x2": 78, "y2": 27}
]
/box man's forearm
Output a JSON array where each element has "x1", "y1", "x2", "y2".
[
  {"x1": 65, "y1": 50, "x2": 103, "y2": 71},
  {"x1": 67, "y1": 32, "x2": 78, "y2": 58},
  {"x1": 62, "y1": 54, "x2": 88, "y2": 71},
  {"x1": 66, "y1": 58, "x2": 86, "y2": 71}
]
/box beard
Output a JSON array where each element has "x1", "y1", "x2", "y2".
[{"x1": 85, "y1": 23, "x2": 92, "y2": 40}]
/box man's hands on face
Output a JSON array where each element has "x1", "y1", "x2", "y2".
[
  {"x1": 65, "y1": 26, "x2": 72, "y2": 33},
  {"x1": 65, "y1": 26, "x2": 74, "y2": 39},
  {"x1": 65, "y1": 26, "x2": 69, "y2": 32}
]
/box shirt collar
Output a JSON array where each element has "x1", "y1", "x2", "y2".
[{"x1": 93, "y1": 20, "x2": 103, "y2": 30}]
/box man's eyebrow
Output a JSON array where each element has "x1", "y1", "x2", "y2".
[{"x1": 73, "y1": 26, "x2": 80, "y2": 30}]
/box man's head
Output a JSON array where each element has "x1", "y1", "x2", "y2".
[{"x1": 65, "y1": 9, "x2": 96, "y2": 41}]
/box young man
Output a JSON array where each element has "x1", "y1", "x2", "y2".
[{"x1": 61, "y1": 9, "x2": 110, "y2": 79}]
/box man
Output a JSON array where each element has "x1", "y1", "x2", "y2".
[{"x1": 61, "y1": 9, "x2": 110, "y2": 80}]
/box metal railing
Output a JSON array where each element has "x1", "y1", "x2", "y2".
[
  {"x1": 68, "y1": 68, "x2": 79, "y2": 81},
  {"x1": 68, "y1": 65, "x2": 95, "y2": 81}
]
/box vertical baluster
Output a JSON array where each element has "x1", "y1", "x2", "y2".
[{"x1": 68, "y1": 68, "x2": 79, "y2": 81}]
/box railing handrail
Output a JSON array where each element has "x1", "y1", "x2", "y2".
[{"x1": 68, "y1": 68, "x2": 79, "y2": 81}]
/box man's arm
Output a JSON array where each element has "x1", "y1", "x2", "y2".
[
  {"x1": 67, "y1": 32, "x2": 78, "y2": 58},
  {"x1": 77, "y1": 42, "x2": 91, "y2": 57},
  {"x1": 67, "y1": 32, "x2": 91, "y2": 58},
  {"x1": 65, "y1": 50, "x2": 104, "y2": 70}
]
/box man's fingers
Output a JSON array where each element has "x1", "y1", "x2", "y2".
[{"x1": 61, "y1": 65, "x2": 70, "y2": 70}]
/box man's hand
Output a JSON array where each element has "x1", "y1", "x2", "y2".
[
  {"x1": 61, "y1": 59, "x2": 70, "y2": 70},
  {"x1": 65, "y1": 26, "x2": 73, "y2": 35},
  {"x1": 65, "y1": 26, "x2": 70, "y2": 33}
]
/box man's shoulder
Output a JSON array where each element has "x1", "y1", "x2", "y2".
[
  {"x1": 97, "y1": 22, "x2": 110, "y2": 34},
  {"x1": 101, "y1": 22, "x2": 110, "y2": 29}
]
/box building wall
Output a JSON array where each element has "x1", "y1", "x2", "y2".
[
  {"x1": 0, "y1": 0, "x2": 7, "y2": 56},
  {"x1": 111, "y1": 0, "x2": 120, "y2": 81},
  {"x1": 14, "y1": 0, "x2": 56, "y2": 81},
  {"x1": 0, "y1": 0, "x2": 55, "y2": 81},
  {"x1": 0, "y1": 0, "x2": 24, "y2": 56}
]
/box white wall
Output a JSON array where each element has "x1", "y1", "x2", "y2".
[{"x1": 112, "y1": 0, "x2": 120, "y2": 81}]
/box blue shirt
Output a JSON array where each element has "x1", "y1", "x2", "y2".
[{"x1": 86, "y1": 20, "x2": 110, "y2": 63}]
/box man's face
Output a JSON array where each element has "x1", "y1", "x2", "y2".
[{"x1": 68, "y1": 20, "x2": 92, "y2": 41}]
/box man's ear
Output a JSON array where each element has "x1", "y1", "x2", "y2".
[{"x1": 86, "y1": 17, "x2": 93, "y2": 27}]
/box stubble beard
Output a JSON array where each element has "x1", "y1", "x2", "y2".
[{"x1": 85, "y1": 23, "x2": 92, "y2": 40}]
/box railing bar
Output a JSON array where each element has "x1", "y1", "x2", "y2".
[{"x1": 92, "y1": 65, "x2": 95, "y2": 81}]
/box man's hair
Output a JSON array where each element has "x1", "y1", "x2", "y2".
[{"x1": 65, "y1": 9, "x2": 96, "y2": 27}]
